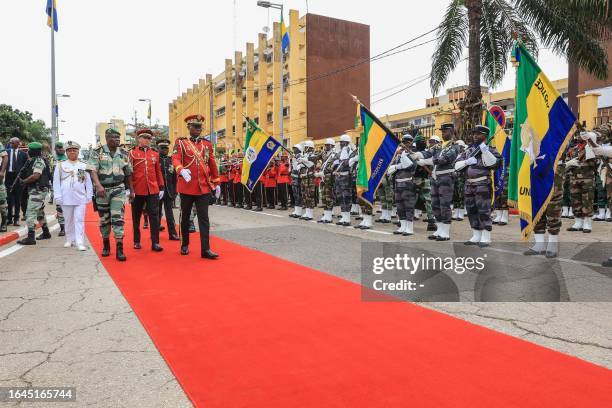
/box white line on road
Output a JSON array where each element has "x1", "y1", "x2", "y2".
[{"x1": 0, "y1": 222, "x2": 60, "y2": 259}]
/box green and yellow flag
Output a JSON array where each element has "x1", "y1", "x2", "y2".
[{"x1": 508, "y1": 42, "x2": 576, "y2": 239}]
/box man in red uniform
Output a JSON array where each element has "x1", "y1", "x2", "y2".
[
  {"x1": 277, "y1": 154, "x2": 290, "y2": 210},
  {"x1": 130, "y1": 129, "x2": 165, "y2": 251},
  {"x1": 218, "y1": 153, "x2": 230, "y2": 205},
  {"x1": 172, "y1": 114, "x2": 220, "y2": 259},
  {"x1": 263, "y1": 162, "x2": 278, "y2": 209}
]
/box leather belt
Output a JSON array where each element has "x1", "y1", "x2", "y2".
[
  {"x1": 335, "y1": 171, "x2": 350, "y2": 176},
  {"x1": 435, "y1": 168, "x2": 454, "y2": 176},
  {"x1": 101, "y1": 181, "x2": 124, "y2": 188},
  {"x1": 395, "y1": 177, "x2": 413, "y2": 182},
  {"x1": 466, "y1": 176, "x2": 489, "y2": 183}
]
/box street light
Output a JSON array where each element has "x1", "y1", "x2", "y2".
[
  {"x1": 256, "y1": 0, "x2": 285, "y2": 145},
  {"x1": 138, "y1": 98, "x2": 152, "y2": 127},
  {"x1": 55, "y1": 94, "x2": 70, "y2": 143}
]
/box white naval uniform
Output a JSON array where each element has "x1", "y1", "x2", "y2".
[{"x1": 53, "y1": 160, "x2": 93, "y2": 246}]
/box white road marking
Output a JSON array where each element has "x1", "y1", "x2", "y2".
[{"x1": 0, "y1": 219, "x2": 60, "y2": 258}]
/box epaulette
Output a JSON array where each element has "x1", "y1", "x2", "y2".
[{"x1": 176, "y1": 137, "x2": 188, "y2": 141}]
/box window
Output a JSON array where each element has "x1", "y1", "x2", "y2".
[
  {"x1": 254, "y1": 63, "x2": 259, "y2": 72},
  {"x1": 265, "y1": 54, "x2": 272, "y2": 64},
  {"x1": 254, "y1": 90, "x2": 259, "y2": 100},
  {"x1": 267, "y1": 83, "x2": 273, "y2": 94},
  {"x1": 254, "y1": 117, "x2": 259, "y2": 124},
  {"x1": 217, "y1": 129, "x2": 226, "y2": 138},
  {"x1": 283, "y1": 106, "x2": 290, "y2": 118},
  {"x1": 214, "y1": 83, "x2": 226, "y2": 94},
  {"x1": 215, "y1": 107, "x2": 226, "y2": 117},
  {"x1": 283, "y1": 73, "x2": 289, "y2": 89},
  {"x1": 266, "y1": 112, "x2": 273, "y2": 123},
  {"x1": 232, "y1": 125, "x2": 235, "y2": 134}
]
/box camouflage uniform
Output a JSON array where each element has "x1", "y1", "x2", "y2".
[
  {"x1": 377, "y1": 174, "x2": 394, "y2": 211},
  {"x1": 493, "y1": 168, "x2": 509, "y2": 210},
  {"x1": 24, "y1": 158, "x2": 50, "y2": 231},
  {"x1": 566, "y1": 143, "x2": 597, "y2": 219},
  {"x1": 453, "y1": 174, "x2": 465, "y2": 210},
  {"x1": 300, "y1": 151, "x2": 319, "y2": 210},
  {"x1": 320, "y1": 150, "x2": 337, "y2": 211},
  {"x1": 457, "y1": 145, "x2": 502, "y2": 232},
  {"x1": 333, "y1": 146, "x2": 353, "y2": 225},
  {"x1": 0, "y1": 145, "x2": 8, "y2": 229},
  {"x1": 424, "y1": 142, "x2": 460, "y2": 224},
  {"x1": 86, "y1": 145, "x2": 132, "y2": 239},
  {"x1": 392, "y1": 152, "x2": 418, "y2": 222},
  {"x1": 413, "y1": 169, "x2": 434, "y2": 221},
  {"x1": 534, "y1": 163, "x2": 565, "y2": 235}
]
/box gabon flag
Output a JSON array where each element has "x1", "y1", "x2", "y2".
[{"x1": 508, "y1": 42, "x2": 576, "y2": 239}]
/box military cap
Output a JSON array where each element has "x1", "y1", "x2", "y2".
[
  {"x1": 105, "y1": 128, "x2": 121, "y2": 136},
  {"x1": 401, "y1": 133, "x2": 414, "y2": 142},
  {"x1": 184, "y1": 114, "x2": 205, "y2": 125},
  {"x1": 456, "y1": 139, "x2": 467, "y2": 148},
  {"x1": 136, "y1": 128, "x2": 154, "y2": 138},
  {"x1": 27, "y1": 142, "x2": 43, "y2": 150},
  {"x1": 429, "y1": 135, "x2": 441, "y2": 143},
  {"x1": 413, "y1": 134, "x2": 425, "y2": 143},
  {"x1": 439, "y1": 122, "x2": 454, "y2": 131},
  {"x1": 472, "y1": 125, "x2": 490, "y2": 135},
  {"x1": 64, "y1": 140, "x2": 81, "y2": 150},
  {"x1": 156, "y1": 138, "x2": 171, "y2": 147},
  {"x1": 55, "y1": 141, "x2": 64, "y2": 148}
]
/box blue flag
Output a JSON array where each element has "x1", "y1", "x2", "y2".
[{"x1": 46, "y1": 0, "x2": 58, "y2": 32}]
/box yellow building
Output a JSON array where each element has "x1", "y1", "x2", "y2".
[
  {"x1": 169, "y1": 10, "x2": 370, "y2": 152},
  {"x1": 95, "y1": 119, "x2": 128, "y2": 146},
  {"x1": 383, "y1": 79, "x2": 569, "y2": 137}
]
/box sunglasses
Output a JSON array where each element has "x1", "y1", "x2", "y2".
[{"x1": 190, "y1": 124, "x2": 202, "y2": 130}]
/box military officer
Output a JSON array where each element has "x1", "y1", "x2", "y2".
[
  {"x1": 317, "y1": 138, "x2": 337, "y2": 223},
  {"x1": 87, "y1": 129, "x2": 134, "y2": 260},
  {"x1": 452, "y1": 139, "x2": 467, "y2": 221},
  {"x1": 333, "y1": 134, "x2": 353, "y2": 226},
  {"x1": 418, "y1": 124, "x2": 460, "y2": 241},
  {"x1": 412, "y1": 134, "x2": 436, "y2": 231},
  {"x1": 156, "y1": 139, "x2": 179, "y2": 240},
  {"x1": 16, "y1": 142, "x2": 52, "y2": 245},
  {"x1": 0, "y1": 142, "x2": 9, "y2": 232},
  {"x1": 172, "y1": 114, "x2": 220, "y2": 259},
  {"x1": 389, "y1": 133, "x2": 417, "y2": 235},
  {"x1": 455, "y1": 125, "x2": 501, "y2": 247},
  {"x1": 276, "y1": 153, "x2": 290, "y2": 210}
]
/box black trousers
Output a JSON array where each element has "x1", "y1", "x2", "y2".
[
  {"x1": 180, "y1": 193, "x2": 212, "y2": 253},
  {"x1": 277, "y1": 183, "x2": 288, "y2": 207},
  {"x1": 20, "y1": 189, "x2": 28, "y2": 216},
  {"x1": 252, "y1": 183, "x2": 262, "y2": 208},
  {"x1": 5, "y1": 173, "x2": 21, "y2": 222},
  {"x1": 234, "y1": 183, "x2": 243, "y2": 207},
  {"x1": 220, "y1": 182, "x2": 229, "y2": 205},
  {"x1": 132, "y1": 194, "x2": 160, "y2": 244},
  {"x1": 158, "y1": 193, "x2": 178, "y2": 235},
  {"x1": 266, "y1": 187, "x2": 276, "y2": 208},
  {"x1": 287, "y1": 183, "x2": 294, "y2": 207}
]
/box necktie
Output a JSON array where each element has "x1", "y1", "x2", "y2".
[{"x1": 11, "y1": 150, "x2": 17, "y2": 172}]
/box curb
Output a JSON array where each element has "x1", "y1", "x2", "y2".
[{"x1": 0, "y1": 214, "x2": 57, "y2": 247}]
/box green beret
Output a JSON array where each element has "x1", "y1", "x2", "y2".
[
  {"x1": 28, "y1": 142, "x2": 43, "y2": 150},
  {"x1": 55, "y1": 141, "x2": 64, "y2": 148},
  {"x1": 414, "y1": 134, "x2": 425, "y2": 142},
  {"x1": 105, "y1": 128, "x2": 121, "y2": 136}
]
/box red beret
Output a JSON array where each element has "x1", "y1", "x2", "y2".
[{"x1": 185, "y1": 114, "x2": 205, "y2": 125}]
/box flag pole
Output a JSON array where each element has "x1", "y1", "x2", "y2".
[{"x1": 50, "y1": 7, "x2": 57, "y2": 151}]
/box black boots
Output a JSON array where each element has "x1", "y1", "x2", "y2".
[
  {"x1": 101, "y1": 238, "x2": 111, "y2": 257},
  {"x1": 0, "y1": 214, "x2": 7, "y2": 232},
  {"x1": 116, "y1": 241, "x2": 126, "y2": 262},
  {"x1": 36, "y1": 225, "x2": 52, "y2": 240},
  {"x1": 18, "y1": 230, "x2": 36, "y2": 245},
  {"x1": 58, "y1": 224, "x2": 65, "y2": 236}
]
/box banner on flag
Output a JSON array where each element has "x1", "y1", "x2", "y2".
[{"x1": 241, "y1": 119, "x2": 282, "y2": 192}]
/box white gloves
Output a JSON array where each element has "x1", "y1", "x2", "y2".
[
  {"x1": 411, "y1": 152, "x2": 424, "y2": 160},
  {"x1": 479, "y1": 142, "x2": 488, "y2": 151},
  {"x1": 314, "y1": 171, "x2": 324, "y2": 178},
  {"x1": 417, "y1": 157, "x2": 434, "y2": 166},
  {"x1": 565, "y1": 158, "x2": 579, "y2": 168},
  {"x1": 580, "y1": 131, "x2": 598, "y2": 143},
  {"x1": 387, "y1": 164, "x2": 397, "y2": 175},
  {"x1": 466, "y1": 156, "x2": 478, "y2": 165},
  {"x1": 215, "y1": 185, "x2": 221, "y2": 199},
  {"x1": 397, "y1": 153, "x2": 414, "y2": 169},
  {"x1": 180, "y1": 168, "x2": 192, "y2": 182},
  {"x1": 158, "y1": 190, "x2": 164, "y2": 200},
  {"x1": 454, "y1": 160, "x2": 467, "y2": 171},
  {"x1": 332, "y1": 160, "x2": 339, "y2": 166},
  {"x1": 125, "y1": 189, "x2": 131, "y2": 197},
  {"x1": 349, "y1": 155, "x2": 359, "y2": 166}
]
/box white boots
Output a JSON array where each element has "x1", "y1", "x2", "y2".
[
  {"x1": 498, "y1": 210, "x2": 508, "y2": 225},
  {"x1": 452, "y1": 208, "x2": 465, "y2": 221},
  {"x1": 291, "y1": 206, "x2": 303, "y2": 218},
  {"x1": 434, "y1": 223, "x2": 450, "y2": 241},
  {"x1": 318, "y1": 210, "x2": 333, "y2": 223},
  {"x1": 594, "y1": 208, "x2": 606, "y2": 221},
  {"x1": 582, "y1": 216, "x2": 592, "y2": 233},
  {"x1": 567, "y1": 217, "x2": 583, "y2": 231},
  {"x1": 336, "y1": 212, "x2": 351, "y2": 226},
  {"x1": 525, "y1": 233, "x2": 558, "y2": 258},
  {"x1": 465, "y1": 229, "x2": 481, "y2": 245},
  {"x1": 300, "y1": 208, "x2": 314, "y2": 220},
  {"x1": 393, "y1": 220, "x2": 413, "y2": 236},
  {"x1": 377, "y1": 209, "x2": 391, "y2": 223},
  {"x1": 561, "y1": 206, "x2": 569, "y2": 218},
  {"x1": 414, "y1": 209, "x2": 422, "y2": 220}
]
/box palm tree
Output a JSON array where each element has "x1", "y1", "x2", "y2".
[{"x1": 430, "y1": 0, "x2": 611, "y2": 138}]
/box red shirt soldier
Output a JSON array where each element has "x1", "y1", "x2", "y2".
[
  {"x1": 276, "y1": 154, "x2": 290, "y2": 210},
  {"x1": 218, "y1": 154, "x2": 230, "y2": 205},
  {"x1": 263, "y1": 162, "x2": 278, "y2": 209},
  {"x1": 129, "y1": 128, "x2": 165, "y2": 252},
  {"x1": 172, "y1": 114, "x2": 220, "y2": 259}
]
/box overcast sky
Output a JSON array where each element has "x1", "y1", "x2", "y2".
[{"x1": 1, "y1": 0, "x2": 568, "y2": 147}]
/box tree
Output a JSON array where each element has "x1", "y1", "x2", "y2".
[
  {"x1": 0, "y1": 104, "x2": 51, "y2": 145},
  {"x1": 430, "y1": 0, "x2": 611, "y2": 138}
]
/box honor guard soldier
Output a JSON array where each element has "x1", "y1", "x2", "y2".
[
  {"x1": 16, "y1": 142, "x2": 53, "y2": 245},
  {"x1": 156, "y1": 139, "x2": 179, "y2": 240},
  {"x1": 0, "y1": 142, "x2": 7, "y2": 232},
  {"x1": 565, "y1": 131, "x2": 598, "y2": 233},
  {"x1": 317, "y1": 138, "x2": 338, "y2": 223},
  {"x1": 452, "y1": 139, "x2": 467, "y2": 221},
  {"x1": 172, "y1": 114, "x2": 220, "y2": 259},
  {"x1": 388, "y1": 133, "x2": 418, "y2": 235},
  {"x1": 412, "y1": 134, "x2": 436, "y2": 231},
  {"x1": 277, "y1": 153, "x2": 290, "y2": 210},
  {"x1": 129, "y1": 129, "x2": 165, "y2": 251},
  {"x1": 289, "y1": 143, "x2": 304, "y2": 218},
  {"x1": 218, "y1": 154, "x2": 230, "y2": 205},
  {"x1": 455, "y1": 125, "x2": 502, "y2": 247},
  {"x1": 418, "y1": 124, "x2": 460, "y2": 241},
  {"x1": 299, "y1": 140, "x2": 318, "y2": 221},
  {"x1": 333, "y1": 135, "x2": 354, "y2": 226},
  {"x1": 87, "y1": 128, "x2": 134, "y2": 261}
]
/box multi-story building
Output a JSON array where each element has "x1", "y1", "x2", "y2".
[
  {"x1": 95, "y1": 119, "x2": 127, "y2": 146},
  {"x1": 384, "y1": 79, "x2": 569, "y2": 137},
  {"x1": 168, "y1": 10, "x2": 370, "y2": 151}
]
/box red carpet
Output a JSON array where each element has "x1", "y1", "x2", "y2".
[{"x1": 85, "y1": 206, "x2": 612, "y2": 407}]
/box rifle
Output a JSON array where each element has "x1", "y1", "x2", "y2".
[{"x1": 10, "y1": 159, "x2": 32, "y2": 193}]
